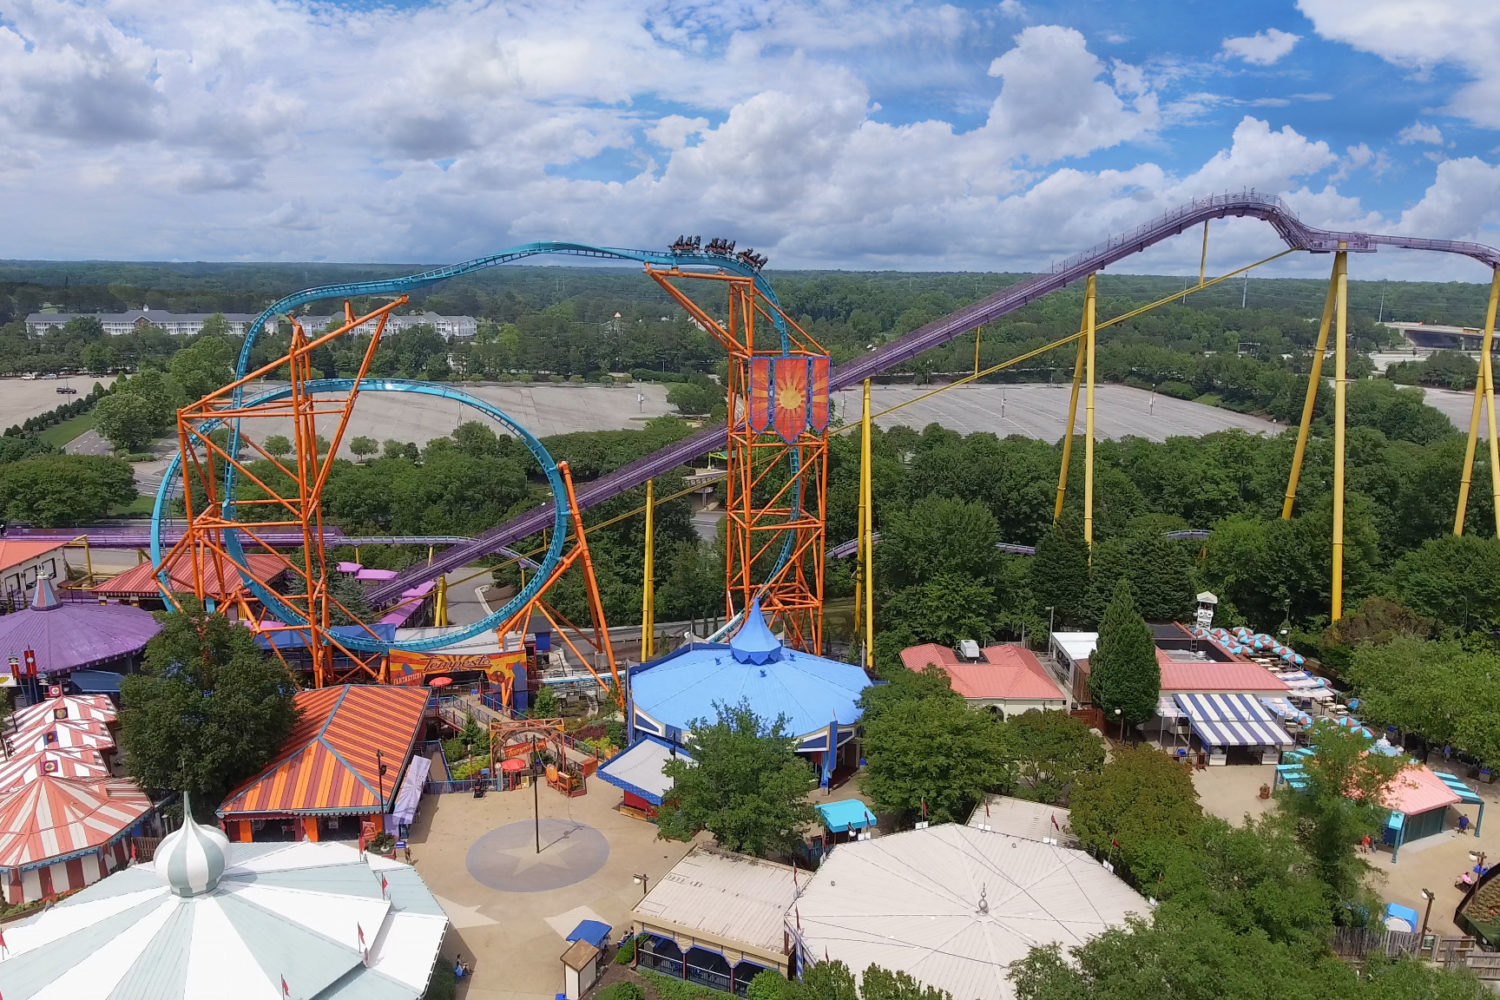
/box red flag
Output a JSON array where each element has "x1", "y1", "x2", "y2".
[
  {"x1": 1051, "y1": 814, "x2": 1059, "y2": 830},
  {"x1": 357, "y1": 923, "x2": 365, "y2": 947},
  {"x1": 985, "y1": 799, "x2": 990, "y2": 817},
  {"x1": 380, "y1": 873, "x2": 388, "y2": 897},
  {"x1": 920, "y1": 799, "x2": 927, "y2": 820},
  {"x1": 0, "y1": 926, "x2": 7, "y2": 950},
  {"x1": 1111, "y1": 839, "x2": 1120, "y2": 849},
  {"x1": 130, "y1": 841, "x2": 137, "y2": 863},
  {"x1": 795, "y1": 906, "x2": 801, "y2": 930},
  {"x1": 281, "y1": 975, "x2": 290, "y2": 998}
]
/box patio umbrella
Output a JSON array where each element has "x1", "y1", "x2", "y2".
[{"x1": 428, "y1": 675, "x2": 453, "y2": 688}]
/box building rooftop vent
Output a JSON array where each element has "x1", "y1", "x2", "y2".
[{"x1": 958, "y1": 639, "x2": 981, "y2": 662}]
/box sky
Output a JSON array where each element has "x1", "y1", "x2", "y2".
[{"x1": 2, "y1": 0, "x2": 1500, "y2": 279}]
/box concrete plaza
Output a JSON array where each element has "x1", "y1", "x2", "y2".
[
  {"x1": 407, "y1": 778, "x2": 701, "y2": 1000},
  {"x1": 1191, "y1": 760, "x2": 1500, "y2": 939}
]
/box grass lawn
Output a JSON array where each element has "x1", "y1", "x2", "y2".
[
  {"x1": 37, "y1": 411, "x2": 96, "y2": 447},
  {"x1": 113, "y1": 494, "x2": 157, "y2": 517}
]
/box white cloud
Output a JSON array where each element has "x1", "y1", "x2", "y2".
[
  {"x1": 647, "y1": 116, "x2": 710, "y2": 151},
  {"x1": 1221, "y1": 28, "x2": 1300, "y2": 66},
  {"x1": 1298, "y1": 0, "x2": 1500, "y2": 128},
  {"x1": 984, "y1": 26, "x2": 1158, "y2": 164},
  {"x1": 1398, "y1": 121, "x2": 1444, "y2": 145},
  {"x1": 998, "y1": 0, "x2": 1027, "y2": 18}
]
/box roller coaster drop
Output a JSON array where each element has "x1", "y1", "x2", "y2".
[{"x1": 152, "y1": 192, "x2": 1500, "y2": 693}]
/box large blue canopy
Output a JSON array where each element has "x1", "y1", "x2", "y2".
[{"x1": 729, "y1": 599, "x2": 782, "y2": 665}]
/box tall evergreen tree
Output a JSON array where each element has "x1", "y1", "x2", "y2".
[
  {"x1": 1088, "y1": 579, "x2": 1160, "y2": 727},
  {"x1": 1031, "y1": 516, "x2": 1092, "y2": 628}
]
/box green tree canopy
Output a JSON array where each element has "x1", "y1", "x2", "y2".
[
  {"x1": 262, "y1": 433, "x2": 292, "y2": 459},
  {"x1": 348, "y1": 435, "x2": 378, "y2": 459},
  {"x1": 656, "y1": 701, "x2": 816, "y2": 858},
  {"x1": 0, "y1": 454, "x2": 136, "y2": 525},
  {"x1": 93, "y1": 391, "x2": 165, "y2": 452},
  {"x1": 1068, "y1": 745, "x2": 1202, "y2": 884},
  {"x1": 880, "y1": 497, "x2": 999, "y2": 590},
  {"x1": 862, "y1": 693, "x2": 1010, "y2": 823},
  {"x1": 118, "y1": 604, "x2": 299, "y2": 816},
  {"x1": 880, "y1": 575, "x2": 996, "y2": 647},
  {"x1": 1387, "y1": 533, "x2": 1500, "y2": 633},
  {"x1": 1001, "y1": 710, "x2": 1105, "y2": 806},
  {"x1": 1030, "y1": 518, "x2": 1092, "y2": 628},
  {"x1": 1087, "y1": 580, "x2": 1160, "y2": 727}
]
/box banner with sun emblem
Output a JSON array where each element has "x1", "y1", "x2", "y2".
[
  {"x1": 748, "y1": 356, "x2": 774, "y2": 434},
  {"x1": 808, "y1": 355, "x2": 831, "y2": 433},
  {"x1": 773, "y1": 357, "x2": 810, "y2": 443}
]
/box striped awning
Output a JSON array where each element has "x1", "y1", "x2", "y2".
[
  {"x1": 1434, "y1": 771, "x2": 1484, "y2": 805},
  {"x1": 1174, "y1": 693, "x2": 1293, "y2": 747}
]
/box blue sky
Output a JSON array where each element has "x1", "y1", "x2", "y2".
[{"x1": 1, "y1": 0, "x2": 1498, "y2": 278}]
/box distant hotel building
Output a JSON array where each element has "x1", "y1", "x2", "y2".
[{"x1": 26, "y1": 308, "x2": 479, "y2": 340}]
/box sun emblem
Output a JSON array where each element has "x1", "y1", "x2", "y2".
[{"x1": 777, "y1": 384, "x2": 804, "y2": 411}]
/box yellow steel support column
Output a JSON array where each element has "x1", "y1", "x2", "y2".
[
  {"x1": 1457, "y1": 271, "x2": 1500, "y2": 535},
  {"x1": 1053, "y1": 337, "x2": 1086, "y2": 523},
  {"x1": 1083, "y1": 274, "x2": 1098, "y2": 552},
  {"x1": 433, "y1": 576, "x2": 448, "y2": 627},
  {"x1": 1455, "y1": 363, "x2": 1486, "y2": 535},
  {"x1": 1331, "y1": 248, "x2": 1348, "y2": 622},
  {"x1": 973, "y1": 327, "x2": 982, "y2": 377},
  {"x1": 1282, "y1": 264, "x2": 1341, "y2": 519},
  {"x1": 859, "y1": 379, "x2": 875, "y2": 671},
  {"x1": 1485, "y1": 280, "x2": 1500, "y2": 538},
  {"x1": 1199, "y1": 222, "x2": 1209, "y2": 288},
  {"x1": 641, "y1": 478, "x2": 655, "y2": 661}
]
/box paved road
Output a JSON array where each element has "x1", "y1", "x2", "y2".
[
  {"x1": 0, "y1": 375, "x2": 117, "y2": 429},
  {"x1": 837, "y1": 383, "x2": 1279, "y2": 442},
  {"x1": 1421, "y1": 386, "x2": 1490, "y2": 437}
]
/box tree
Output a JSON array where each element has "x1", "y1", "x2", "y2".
[
  {"x1": 328, "y1": 573, "x2": 373, "y2": 626},
  {"x1": 1030, "y1": 518, "x2": 1092, "y2": 628},
  {"x1": 666, "y1": 382, "x2": 719, "y2": 416},
  {"x1": 1087, "y1": 580, "x2": 1159, "y2": 727},
  {"x1": 263, "y1": 434, "x2": 292, "y2": 459},
  {"x1": 880, "y1": 575, "x2": 996, "y2": 646},
  {"x1": 1276, "y1": 721, "x2": 1409, "y2": 912},
  {"x1": 529, "y1": 686, "x2": 561, "y2": 719},
  {"x1": 1087, "y1": 532, "x2": 1195, "y2": 623},
  {"x1": 880, "y1": 497, "x2": 999, "y2": 590},
  {"x1": 857, "y1": 664, "x2": 964, "y2": 726},
  {"x1": 862, "y1": 694, "x2": 1010, "y2": 823},
  {"x1": 93, "y1": 391, "x2": 164, "y2": 452},
  {"x1": 656, "y1": 701, "x2": 816, "y2": 857},
  {"x1": 1068, "y1": 746, "x2": 1202, "y2": 883},
  {"x1": 1388, "y1": 534, "x2": 1500, "y2": 633},
  {"x1": 1001, "y1": 710, "x2": 1104, "y2": 805},
  {"x1": 348, "y1": 435, "x2": 378, "y2": 461},
  {"x1": 118, "y1": 604, "x2": 299, "y2": 815},
  {"x1": 0, "y1": 454, "x2": 137, "y2": 525}
]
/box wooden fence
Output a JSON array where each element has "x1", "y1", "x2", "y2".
[{"x1": 1329, "y1": 928, "x2": 1500, "y2": 981}]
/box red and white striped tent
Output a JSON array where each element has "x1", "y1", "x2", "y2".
[
  {"x1": 0, "y1": 747, "x2": 109, "y2": 793},
  {"x1": 14, "y1": 717, "x2": 114, "y2": 754},
  {"x1": 12, "y1": 694, "x2": 117, "y2": 731},
  {"x1": 0, "y1": 777, "x2": 152, "y2": 904}
]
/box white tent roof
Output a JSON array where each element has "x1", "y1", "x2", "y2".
[
  {"x1": 0, "y1": 840, "x2": 446, "y2": 999},
  {"x1": 791, "y1": 825, "x2": 1146, "y2": 1000},
  {"x1": 1050, "y1": 632, "x2": 1098, "y2": 662}
]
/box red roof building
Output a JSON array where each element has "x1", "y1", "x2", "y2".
[
  {"x1": 900, "y1": 642, "x2": 1067, "y2": 716},
  {"x1": 0, "y1": 541, "x2": 70, "y2": 604},
  {"x1": 92, "y1": 551, "x2": 287, "y2": 602},
  {"x1": 0, "y1": 776, "x2": 152, "y2": 904},
  {"x1": 217, "y1": 684, "x2": 431, "y2": 843}
]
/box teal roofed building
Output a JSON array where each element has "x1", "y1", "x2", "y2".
[{"x1": 626, "y1": 599, "x2": 871, "y2": 787}]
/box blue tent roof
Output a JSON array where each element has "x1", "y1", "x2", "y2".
[
  {"x1": 818, "y1": 799, "x2": 876, "y2": 833},
  {"x1": 567, "y1": 919, "x2": 611, "y2": 949},
  {"x1": 631, "y1": 633, "x2": 870, "y2": 740},
  {"x1": 729, "y1": 599, "x2": 782, "y2": 664}
]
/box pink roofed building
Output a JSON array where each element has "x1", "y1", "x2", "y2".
[{"x1": 899, "y1": 641, "x2": 1068, "y2": 717}]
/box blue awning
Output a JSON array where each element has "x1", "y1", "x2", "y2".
[
  {"x1": 1433, "y1": 771, "x2": 1484, "y2": 804},
  {"x1": 1175, "y1": 693, "x2": 1293, "y2": 747},
  {"x1": 567, "y1": 919, "x2": 611, "y2": 949}
]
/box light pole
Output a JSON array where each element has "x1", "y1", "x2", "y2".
[
  {"x1": 375, "y1": 749, "x2": 388, "y2": 810},
  {"x1": 1418, "y1": 888, "x2": 1434, "y2": 946},
  {"x1": 633, "y1": 873, "x2": 649, "y2": 897},
  {"x1": 1114, "y1": 707, "x2": 1124, "y2": 743},
  {"x1": 1046, "y1": 606, "x2": 1056, "y2": 635},
  {"x1": 532, "y1": 748, "x2": 542, "y2": 854}
]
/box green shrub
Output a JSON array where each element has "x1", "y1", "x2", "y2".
[
  {"x1": 597, "y1": 982, "x2": 644, "y2": 1000},
  {"x1": 440, "y1": 738, "x2": 466, "y2": 764},
  {"x1": 614, "y1": 935, "x2": 636, "y2": 965},
  {"x1": 450, "y1": 757, "x2": 488, "y2": 781},
  {"x1": 640, "y1": 969, "x2": 734, "y2": 1000}
]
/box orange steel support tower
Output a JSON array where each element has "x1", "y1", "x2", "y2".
[
  {"x1": 645, "y1": 267, "x2": 831, "y2": 653},
  {"x1": 158, "y1": 299, "x2": 407, "y2": 685}
]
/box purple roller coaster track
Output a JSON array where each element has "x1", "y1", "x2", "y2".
[{"x1": 343, "y1": 190, "x2": 1498, "y2": 604}]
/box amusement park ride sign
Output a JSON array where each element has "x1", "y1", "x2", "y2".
[
  {"x1": 748, "y1": 354, "x2": 832, "y2": 443},
  {"x1": 388, "y1": 648, "x2": 523, "y2": 687}
]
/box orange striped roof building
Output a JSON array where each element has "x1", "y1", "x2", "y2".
[{"x1": 217, "y1": 685, "x2": 430, "y2": 843}]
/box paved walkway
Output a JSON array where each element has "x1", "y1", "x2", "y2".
[{"x1": 409, "y1": 779, "x2": 700, "y2": 1000}]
